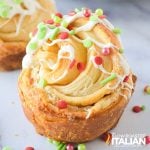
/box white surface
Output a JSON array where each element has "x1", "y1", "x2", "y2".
[{"x1": 0, "y1": 0, "x2": 150, "y2": 149}]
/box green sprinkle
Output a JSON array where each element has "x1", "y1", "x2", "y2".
[
  {"x1": 83, "y1": 39, "x2": 93, "y2": 48},
  {"x1": 29, "y1": 42, "x2": 38, "y2": 50},
  {"x1": 53, "y1": 16, "x2": 62, "y2": 23},
  {"x1": 57, "y1": 143, "x2": 66, "y2": 150},
  {"x1": 61, "y1": 20, "x2": 68, "y2": 28},
  {"x1": 37, "y1": 29, "x2": 47, "y2": 39},
  {"x1": 49, "y1": 27, "x2": 60, "y2": 41},
  {"x1": 113, "y1": 28, "x2": 122, "y2": 34},
  {"x1": 48, "y1": 25, "x2": 56, "y2": 29},
  {"x1": 144, "y1": 85, "x2": 150, "y2": 94},
  {"x1": 13, "y1": 0, "x2": 22, "y2": 4},
  {"x1": 0, "y1": 4, "x2": 11, "y2": 18},
  {"x1": 2, "y1": 146, "x2": 12, "y2": 150},
  {"x1": 90, "y1": 15, "x2": 98, "y2": 21},
  {"x1": 53, "y1": 140, "x2": 61, "y2": 146},
  {"x1": 141, "y1": 105, "x2": 146, "y2": 111},
  {"x1": 119, "y1": 48, "x2": 124, "y2": 53},
  {"x1": 78, "y1": 144, "x2": 86, "y2": 150},
  {"x1": 69, "y1": 30, "x2": 75, "y2": 35},
  {"x1": 38, "y1": 78, "x2": 47, "y2": 88},
  {"x1": 47, "y1": 138, "x2": 53, "y2": 143},
  {"x1": 100, "y1": 73, "x2": 117, "y2": 86},
  {"x1": 95, "y1": 8, "x2": 103, "y2": 16},
  {"x1": 75, "y1": 8, "x2": 80, "y2": 13}
]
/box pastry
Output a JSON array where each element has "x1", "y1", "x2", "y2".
[
  {"x1": 0, "y1": 0, "x2": 56, "y2": 71},
  {"x1": 18, "y1": 8, "x2": 136, "y2": 143}
]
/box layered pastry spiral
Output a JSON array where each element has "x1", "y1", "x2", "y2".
[
  {"x1": 18, "y1": 8, "x2": 136, "y2": 142},
  {"x1": 0, "y1": 0, "x2": 56, "y2": 70}
]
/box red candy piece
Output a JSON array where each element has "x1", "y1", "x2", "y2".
[
  {"x1": 67, "y1": 24, "x2": 74, "y2": 30},
  {"x1": 68, "y1": 11, "x2": 76, "y2": 16},
  {"x1": 45, "y1": 19, "x2": 54, "y2": 24},
  {"x1": 99, "y1": 15, "x2": 107, "y2": 19},
  {"x1": 145, "y1": 136, "x2": 150, "y2": 144},
  {"x1": 83, "y1": 8, "x2": 91, "y2": 17},
  {"x1": 55, "y1": 23, "x2": 60, "y2": 27},
  {"x1": 55, "y1": 12, "x2": 63, "y2": 18},
  {"x1": 132, "y1": 106, "x2": 142, "y2": 113},
  {"x1": 123, "y1": 75, "x2": 129, "y2": 82},
  {"x1": 32, "y1": 28, "x2": 38, "y2": 36},
  {"x1": 101, "y1": 132, "x2": 112, "y2": 144},
  {"x1": 94, "y1": 56, "x2": 103, "y2": 65},
  {"x1": 57, "y1": 100, "x2": 67, "y2": 109},
  {"x1": 77, "y1": 62, "x2": 85, "y2": 72},
  {"x1": 59, "y1": 32, "x2": 69, "y2": 39},
  {"x1": 102, "y1": 47, "x2": 111, "y2": 56},
  {"x1": 25, "y1": 147, "x2": 34, "y2": 150},
  {"x1": 66, "y1": 143, "x2": 74, "y2": 150},
  {"x1": 69, "y1": 59, "x2": 76, "y2": 69}
]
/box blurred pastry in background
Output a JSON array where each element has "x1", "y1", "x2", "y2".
[{"x1": 0, "y1": 0, "x2": 56, "y2": 71}]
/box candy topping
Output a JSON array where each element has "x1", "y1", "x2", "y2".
[
  {"x1": 28, "y1": 42, "x2": 38, "y2": 50},
  {"x1": 2, "y1": 146, "x2": 12, "y2": 150},
  {"x1": 38, "y1": 78, "x2": 47, "y2": 88},
  {"x1": 101, "y1": 132, "x2": 112, "y2": 144},
  {"x1": 78, "y1": 144, "x2": 86, "y2": 150},
  {"x1": 144, "y1": 85, "x2": 150, "y2": 94},
  {"x1": 59, "y1": 32, "x2": 69, "y2": 40},
  {"x1": 123, "y1": 75, "x2": 129, "y2": 82},
  {"x1": 77, "y1": 62, "x2": 85, "y2": 72},
  {"x1": 119, "y1": 48, "x2": 124, "y2": 53},
  {"x1": 100, "y1": 73, "x2": 117, "y2": 86},
  {"x1": 99, "y1": 15, "x2": 107, "y2": 19},
  {"x1": 132, "y1": 106, "x2": 141, "y2": 113},
  {"x1": 132, "y1": 105, "x2": 145, "y2": 113},
  {"x1": 49, "y1": 27, "x2": 60, "y2": 41},
  {"x1": 66, "y1": 143, "x2": 74, "y2": 150},
  {"x1": 55, "y1": 12, "x2": 63, "y2": 18},
  {"x1": 83, "y1": 8, "x2": 91, "y2": 17},
  {"x1": 94, "y1": 56, "x2": 103, "y2": 65},
  {"x1": 45, "y1": 19, "x2": 54, "y2": 24},
  {"x1": 69, "y1": 30, "x2": 75, "y2": 35},
  {"x1": 113, "y1": 28, "x2": 121, "y2": 34},
  {"x1": 95, "y1": 8, "x2": 103, "y2": 16},
  {"x1": 68, "y1": 11, "x2": 76, "y2": 16},
  {"x1": 53, "y1": 15, "x2": 62, "y2": 24},
  {"x1": 69, "y1": 59, "x2": 76, "y2": 69},
  {"x1": 102, "y1": 47, "x2": 111, "y2": 56},
  {"x1": 0, "y1": 2, "x2": 11, "y2": 18},
  {"x1": 25, "y1": 147, "x2": 34, "y2": 150},
  {"x1": 145, "y1": 136, "x2": 150, "y2": 144},
  {"x1": 90, "y1": 15, "x2": 98, "y2": 21},
  {"x1": 57, "y1": 100, "x2": 68, "y2": 109},
  {"x1": 13, "y1": 0, "x2": 23, "y2": 4},
  {"x1": 61, "y1": 20, "x2": 68, "y2": 27},
  {"x1": 83, "y1": 39, "x2": 93, "y2": 48}
]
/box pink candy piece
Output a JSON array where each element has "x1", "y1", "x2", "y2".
[
  {"x1": 102, "y1": 47, "x2": 111, "y2": 56},
  {"x1": 83, "y1": 8, "x2": 91, "y2": 17},
  {"x1": 59, "y1": 32, "x2": 69, "y2": 39},
  {"x1": 66, "y1": 143, "x2": 74, "y2": 150}
]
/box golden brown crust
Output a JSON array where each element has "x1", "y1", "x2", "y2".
[
  {"x1": 18, "y1": 69, "x2": 136, "y2": 143},
  {"x1": 0, "y1": 40, "x2": 26, "y2": 71}
]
